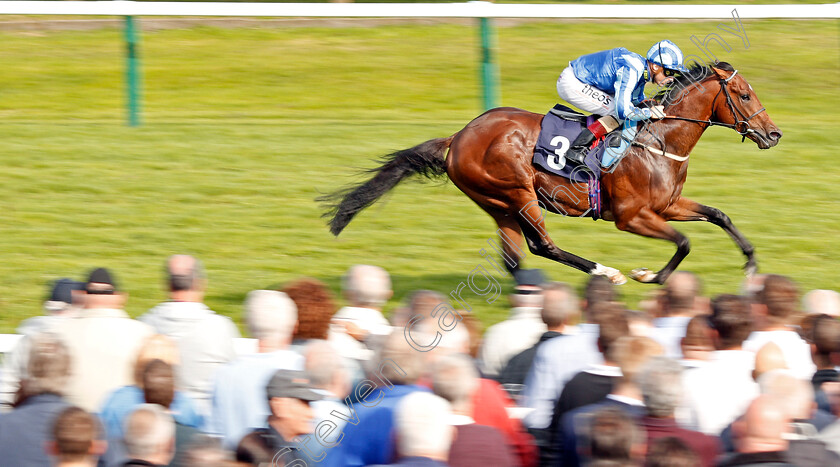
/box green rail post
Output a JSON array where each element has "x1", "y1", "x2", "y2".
[
  {"x1": 124, "y1": 16, "x2": 141, "y2": 127},
  {"x1": 479, "y1": 16, "x2": 499, "y2": 111}
]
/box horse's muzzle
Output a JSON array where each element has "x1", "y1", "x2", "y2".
[{"x1": 753, "y1": 128, "x2": 782, "y2": 149}]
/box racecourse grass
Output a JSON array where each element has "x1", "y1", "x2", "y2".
[{"x1": 0, "y1": 19, "x2": 837, "y2": 333}]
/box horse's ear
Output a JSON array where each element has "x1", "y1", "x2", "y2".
[{"x1": 711, "y1": 67, "x2": 734, "y2": 81}]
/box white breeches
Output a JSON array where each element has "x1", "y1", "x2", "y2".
[{"x1": 556, "y1": 66, "x2": 617, "y2": 118}]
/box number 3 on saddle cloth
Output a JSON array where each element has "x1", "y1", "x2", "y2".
[
  {"x1": 533, "y1": 104, "x2": 638, "y2": 182},
  {"x1": 533, "y1": 104, "x2": 638, "y2": 220}
]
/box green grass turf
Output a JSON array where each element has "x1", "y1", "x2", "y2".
[{"x1": 0, "y1": 18, "x2": 836, "y2": 333}]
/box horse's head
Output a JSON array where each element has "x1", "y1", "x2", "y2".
[{"x1": 710, "y1": 64, "x2": 782, "y2": 149}]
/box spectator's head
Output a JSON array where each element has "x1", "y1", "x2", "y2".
[
  {"x1": 639, "y1": 357, "x2": 684, "y2": 418},
  {"x1": 179, "y1": 435, "x2": 233, "y2": 467},
  {"x1": 266, "y1": 370, "x2": 321, "y2": 440},
  {"x1": 587, "y1": 407, "x2": 644, "y2": 465},
  {"x1": 709, "y1": 294, "x2": 753, "y2": 350},
  {"x1": 123, "y1": 404, "x2": 175, "y2": 465},
  {"x1": 733, "y1": 395, "x2": 789, "y2": 454},
  {"x1": 342, "y1": 264, "x2": 392, "y2": 309},
  {"x1": 83, "y1": 267, "x2": 126, "y2": 309},
  {"x1": 758, "y1": 370, "x2": 815, "y2": 421},
  {"x1": 432, "y1": 353, "x2": 479, "y2": 415},
  {"x1": 165, "y1": 255, "x2": 206, "y2": 299},
  {"x1": 282, "y1": 278, "x2": 336, "y2": 341},
  {"x1": 43, "y1": 278, "x2": 84, "y2": 315},
  {"x1": 680, "y1": 316, "x2": 714, "y2": 361},
  {"x1": 809, "y1": 313, "x2": 840, "y2": 368},
  {"x1": 646, "y1": 437, "x2": 701, "y2": 467},
  {"x1": 245, "y1": 290, "x2": 297, "y2": 349},
  {"x1": 21, "y1": 332, "x2": 71, "y2": 400},
  {"x1": 395, "y1": 392, "x2": 454, "y2": 462},
  {"x1": 584, "y1": 275, "x2": 619, "y2": 320},
  {"x1": 431, "y1": 319, "x2": 470, "y2": 357},
  {"x1": 613, "y1": 336, "x2": 665, "y2": 388},
  {"x1": 541, "y1": 282, "x2": 579, "y2": 330},
  {"x1": 757, "y1": 274, "x2": 799, "y2": 326},
  {"x1": 802, "y1": 289, "x2": 840, "y2": 318},
  {"x1": 407, "y1": 290, "x2": 446, "y2": 323},
  {"x1": 304, "y1": 340, "x2": 349, "y2": 399},
  {"x1": 142, "y1": 359, "x2": 175, "y2": 410},
  {"x1": 596, "y1": 306, "x2": 631, "y2": 363},
  {"x1": 377, "y1": 332, "x2": 425, "y2": 386},
  {"x1": 50, "y1": 406, "x2": 106, "y2": 466},
  {"x1": 511, "y1": 269, "x2": 545, "y2": 309},
  {"x1": 133, "y1": 334, "x2": 179, "y2": 388},
  {"x1": 663, "y1": 272, "x2": 702, "y2": 317},
  {"x1": 753, "y1": 342, "x2": 787, "y2": 382}
]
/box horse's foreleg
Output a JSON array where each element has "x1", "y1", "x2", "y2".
[
  {"x1": 516, "y1": 197, "x2": 627, "y2": 284},
  {"x1": 663, "y1": 197, "x2": 757, "y2": 276},
  {"x1": 615, "y1": 207, "x2": 690, "y2": 284}
]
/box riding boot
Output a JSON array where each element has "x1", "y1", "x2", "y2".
[{"x1": 565, "y1": 128, "x2": 596, "y2": 167}]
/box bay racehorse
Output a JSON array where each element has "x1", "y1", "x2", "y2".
[{"x1": 320, "y1": 62, "x2": 782, "y2": 285}]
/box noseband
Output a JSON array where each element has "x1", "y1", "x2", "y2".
[{"x1": 664, "y1": 69, "x2": 766, "y2": 142}]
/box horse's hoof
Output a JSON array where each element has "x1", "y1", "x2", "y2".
[
  {"x1": 744, "y1": 259, "x2": 758, "y2": 277},
  {"x1": 631, "y1": 268, "x2": 659, "y2": 283},
  {"x1": 591, "y1": 264, "x2": 627, "y2": 285}
]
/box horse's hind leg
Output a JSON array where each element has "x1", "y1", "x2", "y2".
[
  {"x1": 514, "y1": 195, "x2": 627, "y2": 285},
  {"x1": 487, "y1": 210, "x2": 528, "y2": 276}
]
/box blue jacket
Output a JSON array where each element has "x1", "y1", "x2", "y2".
[
  {"x1": 333, "y1": 384, "x2": 429, "y2": 467},
  {"x1": 570, "y1": 48, "x2": 652, "y2": 121}
]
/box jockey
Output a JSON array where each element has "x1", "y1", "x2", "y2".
[{"x1": 557, "y1": 40, "x2": 690, "y2": 170}]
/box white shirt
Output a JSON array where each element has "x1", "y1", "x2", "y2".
[
  {"x1": 679, "y1": 349, "x2": 760, "y2": 435},
  {"x1": 54, "y1": 308, "x2": 155, "y2": 412},
  {"x1": 140, "y1": 301, "x2": 241, "y2": 415},
  {"x1": 332, "y1": 306, "x2": 391, "y2": 337},
  {"x1": 743, "y1": 329, "x2": 817, "y2": 380},
  {"x1": 651, "y1": 316, "x2": 692, "y2": 359},
  {"x1": 479, "y1": 307, "x2": 547, "y2": 378}
]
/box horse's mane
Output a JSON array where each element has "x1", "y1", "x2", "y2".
[{"x1": 654, "y1": 61, "x2": 735, "y2": 107}]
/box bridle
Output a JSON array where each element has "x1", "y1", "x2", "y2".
[{"x1": 663, "y1": 70, "x2": 767, "y2": 142}]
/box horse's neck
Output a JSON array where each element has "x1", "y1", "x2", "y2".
[{"x1": 650, "y1": 79, "x2": 720, "y2": 158}]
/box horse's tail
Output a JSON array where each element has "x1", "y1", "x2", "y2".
[{"x1": 318, "y1": 136, "x2": 454, "y2": 236}]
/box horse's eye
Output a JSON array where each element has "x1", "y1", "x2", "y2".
[{"x1": 740, "y1": 94, "x2": 750, "y2": 101}]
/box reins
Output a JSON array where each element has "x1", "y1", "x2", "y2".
[
  {"x1": 636, "y1": 69, "x2": 767, "y2": 161},
  {"x1": 662, "y1": 69, "x2": 767, "y2": 141}
]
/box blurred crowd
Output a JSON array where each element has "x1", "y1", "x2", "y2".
[{"x1": 1, "y1": 255, "x2": 840, "y2": 467}]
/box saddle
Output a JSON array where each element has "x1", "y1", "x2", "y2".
[{"x1": 533, "y1": 104, "x2": 638, "y2": 183}]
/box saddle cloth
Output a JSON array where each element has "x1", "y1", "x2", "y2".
[{"x1": 533, "y1": 104, "x2": 637, "y2": 183}]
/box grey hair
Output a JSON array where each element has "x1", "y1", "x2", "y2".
[
  {"x1": 24, "y1": 333, "x2": 71, "y2": 397},
  {"x1": 123, "y1": 404, "x2": 175, "y2": 458},
  {"x1": 343, "y1": 264, "x2": 392, "y2": 307},
  {"x1": 244, "y1": 290, "x2": 297, "y2": 343},
  {"x1": 396, "y1": 392, "x2": 453, "y2": 458},
  {"x1": 304, "y1": 340, "x2": 344, "y2": 389},
  {"x1": 432, "y1": 353, "x2": 479, "y2": 412},
  {"x1": 541, "y1": 282, "x2": 579, "y2": 327},
  {"x1": 378, "y1": 332, "x2": 425, "y2": 386},
  {"x1": 639, "y1": 356, "x2": 684, "y2": 418}
]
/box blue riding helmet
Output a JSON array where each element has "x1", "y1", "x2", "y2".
[{"x1": 646, "y1": 40, "x2": 689, "y2": 73}]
